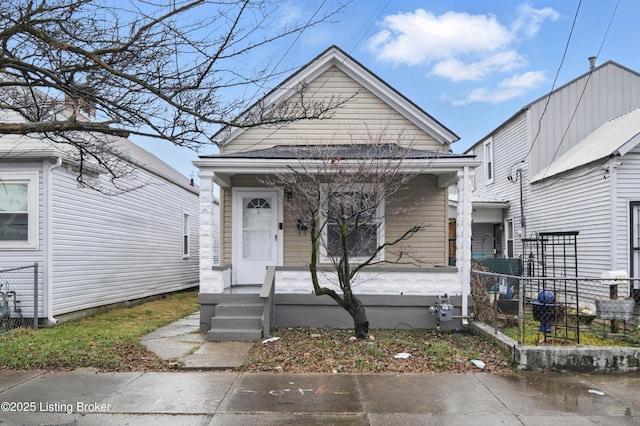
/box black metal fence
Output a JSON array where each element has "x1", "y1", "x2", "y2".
[
  {"x1": 471, "y1": 269, "x2": 640, "y2": 345},
  {"x1": 0, "y1": 264, "x2": 39, "y2": 332}
]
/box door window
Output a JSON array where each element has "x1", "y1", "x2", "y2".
[{"x1": 242, "y1": 197, "x2": 273, "y2": 259}]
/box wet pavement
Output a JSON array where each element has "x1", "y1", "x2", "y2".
[
  {"x1": 3, "y1": 314, "x2": 640, "y2": 424},
  {"x1": 139, "y1": 312, "x2": 254, "y2": 370},
  {"x1": 1, "y1": 370, "x2": 640, "y2": 425}
]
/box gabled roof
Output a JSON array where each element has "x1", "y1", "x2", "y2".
[
  {"x1": 213, "y1": 45, "x2": 459, "y2": 147},
  {"x1": 531, "y1": 107, "x2": 640, "y2": 182},
  {"x1": 0, "y1": 124, "x2": 196, "y2": 194}
]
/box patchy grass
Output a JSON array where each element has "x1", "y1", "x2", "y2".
[
  {"x1": 239, "y1": 327, "x2": 513, "y2": 374},
  {"x1": 501, "y1": 315, "x2": 640, "y2": 347},
  {"x1": 0, "y1": 291, "x2": 199, "y2": 371}
]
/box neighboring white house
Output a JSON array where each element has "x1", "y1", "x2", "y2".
[
  {"x1": 461, "y1": 59, "x2": 640, "y2": 302},
  {"x1": 195, "y1": 46, "x2": 478, "y2": 340},
  {"x1": 0, "y1": 109, "x2": 202, "y2": 323}
]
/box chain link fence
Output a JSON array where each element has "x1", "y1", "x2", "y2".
[
  {"x1": 0, "y1": 264, "x2": 39, "y2": 332},
  {"x1": 471, "y1": 269, "x2": 640, "y2": 345}
]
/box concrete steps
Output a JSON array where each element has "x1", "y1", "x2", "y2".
[{"x1": 207, "y1": 294, "x2": 264, "y2": 342}]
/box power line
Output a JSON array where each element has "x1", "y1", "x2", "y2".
[
  {"x1": 246, "y1": 0, "x2": 329, "y2": 107},
  {"x1": 236, "y1": 0, "x2": 392, "y2": 153},
  {"x1": 539, "y1": 0, "x2": 620, "y2": 181},
  {"x1": 519, "y1": 0, "x2": 583, "y2": 166}
]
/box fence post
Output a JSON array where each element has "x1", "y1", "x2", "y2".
[
  {"x1": 518, "y1": 276, "x2": 524, "y2": 346},
  {"x1": 33, "y1": 263, "x2": 38, "y2": 329}
]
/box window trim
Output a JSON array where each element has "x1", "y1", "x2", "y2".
[
  {"x1": 484, "y1": 138, "x2": 494, "y2": 185},
  {"x1": 182, "y1": 211, "x2": 190, "y2": 258},
  {"x1": 0, "y1": 172, "x2": 39, "y2": 250},
  {"x1": 505, "y1": 218, "x2": 514, "y2": 258},
  {"x1": 320, "y1": 184, "x2": 385, "y2": 264}
]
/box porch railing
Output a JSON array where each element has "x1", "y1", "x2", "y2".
[{"x1": 260, "y1": 266, "x2": 276, "y2": 338}]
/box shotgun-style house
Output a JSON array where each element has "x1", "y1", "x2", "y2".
[
  {"x1": 463, "y1": 59, "x2": 640, "y2": 302},
  {"x1": 0, "y1": 108, "x2": 201, "y2": 324},
  {"x1": 195, "y1": 46, "x2": 479, "y2": 340}
]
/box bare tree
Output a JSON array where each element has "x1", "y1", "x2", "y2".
[
  {"x1": 0, "y1": 0, "x2": 349, "y2": 187},
  {"x1": 264, "y1": 135, "x2": 431, "y2": 338}
]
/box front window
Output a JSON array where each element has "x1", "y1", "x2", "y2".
[
  {"x1": 323, "y1": 185, "x2": 384, "y2": 262},
  {"x1": 0, "y1": 173, "x2": 38, "y2": 249}
]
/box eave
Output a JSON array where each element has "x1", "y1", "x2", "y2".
[{"x1": 194, "y1": 156, "x2": 480, "y2": 189}]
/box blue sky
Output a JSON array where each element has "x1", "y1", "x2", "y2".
[{"x1": 134, "y1": 0, "x2": 639, "y2": 180}]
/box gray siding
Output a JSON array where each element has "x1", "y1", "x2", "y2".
[
  {"x1": 529, "y1": 63, "x2": 640, "y2": 176},
  {"x1": 471, "y1": 223, "x2": 497, "y2": 257},
  {"x1": 50, "y1": 166, "x2": 199, "y2": 315}
]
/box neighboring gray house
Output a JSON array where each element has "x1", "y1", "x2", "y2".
[
  {"x1": 0, "y1": 109, "x2": 201, "y2": 323},
  {"x1": 196, "y1": 46, "x2": 478, "y2": 340},
  {"x1": 463, "y1": 59, "x2": 640, "y2": 301}
]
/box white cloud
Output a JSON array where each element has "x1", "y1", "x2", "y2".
[
  {"x1": 511, "y1": 3, "x2": 561, "y2": 38},
  {"x1": 431, "y1": 51, "x2": 528, "y2": 81},
  {"x1": 366, "y1": 3, "x2": 559, "y2": 105},
  {"x1": 278, "y1": 2, "x2": 304, "y2": 27},
  {"x1": 452, "y1": 70, "x2": 546, "y2": 105},
  {"x1": 499, "y1": 70, "x2": 546, "y2": 90},
  {"x1": 366, "y1": 9, "x2": 513, "y2": 66}
]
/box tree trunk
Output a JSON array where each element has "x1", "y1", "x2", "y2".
[{"x1": 346, "y1": 295, "x2": 369, "y2": 338}]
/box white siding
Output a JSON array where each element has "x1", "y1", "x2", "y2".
[
  {"x1": 527, "y1": 162, "x2": 611, "y2": 288},
  {"x1": 472, "y1": 113, "x2": 530, "y2": 256},
  {"x1": 0, "y1": 161, "x2": 46, "y2": 317},
  {"x1": 615, "y1": 150, "x2": 640, "y2": 277},
  {"x1": 50, "y1": 166, "x2": 199, "y2": 315}
]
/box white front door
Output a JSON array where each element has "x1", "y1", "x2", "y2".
[{"x1": 234, "y1": 190, "x2": 279, "y2": 284}]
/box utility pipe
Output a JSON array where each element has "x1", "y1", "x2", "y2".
[{"x1": 46, "y1": 157, "x2": 62, "y2": 324}]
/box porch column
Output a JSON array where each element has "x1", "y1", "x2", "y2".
[
  {"x1": 456, "y1": 166, "x2": 473, "y2": 318},
  {"x1": 198, "y1": 169, "x2": 223, "y2": 293}
]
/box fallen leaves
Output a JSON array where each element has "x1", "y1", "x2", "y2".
[{"x1": 240, "y1": 327, "x2": 513, "y2": 374}]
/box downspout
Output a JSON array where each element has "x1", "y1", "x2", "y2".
[
  {"x1": 609, "y1": 158, "x2": 619, "y2": 270},
  {"x1": 46, "y1": 157, "x2": 62, "y2": 324}
]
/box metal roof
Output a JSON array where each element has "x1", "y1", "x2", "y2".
[
  {"x1": 200, "y1": 143, "x2": 469, "y2": 160},
  {"x1": 531, "y1": 107, "x2": 640, "y2": 182}
]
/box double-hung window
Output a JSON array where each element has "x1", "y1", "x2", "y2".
[
  {"x1": 0, "y1": 172, "x2": 39, "y2": 249},
  {"x1": 182, "y1": 212, "x2": 190, "y2": 258},
  {"x1": 484, "y1": 138, "x2": 494, "y2": 184},
  {"x1": 323, "y1": 184, "x2": 384, "y2": 262}
]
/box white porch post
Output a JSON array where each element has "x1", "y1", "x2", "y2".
[
  {"x1": 456, "y1": 166, "x2": 473, "y2": 317},
  {"x1": 198, "y1": 169, "x2": 223, "y2": 293}
]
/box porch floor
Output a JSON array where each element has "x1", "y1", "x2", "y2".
[{"x1": 223, "y1": 285, "x2": 261, "y2": 294}]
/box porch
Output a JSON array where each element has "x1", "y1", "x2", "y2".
[{"x1": 198, "y1": 265, "x2": 467, "y2": 341}]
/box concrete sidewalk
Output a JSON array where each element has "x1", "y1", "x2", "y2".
[
  {"x1": 1, "y1": 370, "x2": 640, "y2": 425},
  {"x1": 140, "y1": 312, "x2": 254, "y2": 370}
]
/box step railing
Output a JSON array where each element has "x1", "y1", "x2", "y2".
[{"x1": 260, "y1": 266, "x2": 276, "y2": 338}]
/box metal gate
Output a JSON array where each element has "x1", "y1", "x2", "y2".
[{"x1": 521, "y1": 232, "x2": 580, "y2": 343}]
